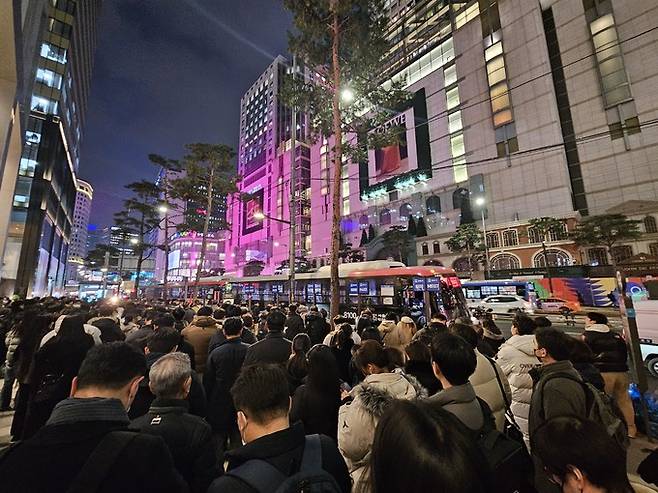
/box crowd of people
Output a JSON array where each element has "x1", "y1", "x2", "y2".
[{"x1": 0, "y1": 296, "x2": 655, "y2": 492}]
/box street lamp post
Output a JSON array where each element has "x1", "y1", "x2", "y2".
[
  {"x1": 254, "y1": 211, "x2": 294, "y2": 299},
  {"x1": 475, "y1": 197, "x2": 490, "y2": 279}
]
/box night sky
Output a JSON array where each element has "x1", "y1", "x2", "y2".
[{"x1": 80, "y1": 0, "x2": 292, "y2": 228}]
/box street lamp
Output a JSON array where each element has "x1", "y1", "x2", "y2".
[
  {"x1": 475, "y1": 197, "x2": 491, "y2": 279},
  {"x1": 253, "y1": 210, "x2": 291, "y2": 225},
  {"x1": 253, "y1": 210, "x2": 294, "y2": 300},
  {"x1": 340, "y1": 87, "x2": 355, "y2": 104},
  {"x1": 129, "y1": 238, "x2": 139, "y2": 245},
  {"x1": 158, "y1": 205, "x2": 168, "y2": 213}
]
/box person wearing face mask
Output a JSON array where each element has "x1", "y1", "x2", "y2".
[
  {"x1": 207, "y1": 364, "x2": 351, "y2": 493},
  {"x1": 529, "y1": 327, "x2": 587, "y2": 493},
  {"x1": 0, "y1": 342, "x2": 187, "y2": 493}
]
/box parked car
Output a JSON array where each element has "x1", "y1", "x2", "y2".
[
  {"x1": 476, "y1": 295, "x2": 534, "y2": 315},
  {"x1": 537, "y1": 297, "x2": 581, "y2": 314}
]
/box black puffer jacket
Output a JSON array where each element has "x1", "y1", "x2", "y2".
[
  {"x1": 284, "y1": 314, "x2": 305, "y2": 340},
  {"x1": 90, "y1": 317, "x2": 125, "y2": 343},
  {"x1": 305, "y1": 313, "x2": 330, "y2": 345},
  {"x1": 132, "y1": 398, "x2": 220, "y2": 493},
  {"x1": 583, "y1": 326, "x2": 628, "y2": 373}
]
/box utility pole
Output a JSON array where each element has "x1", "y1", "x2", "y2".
[{"x1": 288, "y1": 55, "x2": 297, "y2": 304}]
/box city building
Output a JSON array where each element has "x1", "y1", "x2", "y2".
[
  {"x1": 304, "y1": 0, "x2": 658, "y2": 277},
  {"x1": 85, "y1": 223, "x2": 102, "y2": 251},
  {"x1": 153, "y1": 166, "x2": 228, "y2": 283},
  {"x1": 65, "y1": 178, "x2": 93, "y2": 281},
  {"x1": 224, "y1": 56, "x2": 311, "y2": 275},
  {"x1": 0, "y1": 0, "x2": 102, "y2": 297}
]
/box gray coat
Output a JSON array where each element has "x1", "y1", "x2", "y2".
[
  {"x1": 4, "y1": 329, "x2": 20, "y2": 369},
  {"x1": 427, "y1": 383, "x2": 486, "y2": 431},
  {"x1": 528, "y1": 360, "x2": 587, "y2": 436}
]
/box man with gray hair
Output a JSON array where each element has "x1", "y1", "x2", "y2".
[{"x1": 132, "y1": 352, "x2": 220, "y2": 493}]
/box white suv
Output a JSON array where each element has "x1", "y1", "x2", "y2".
[{"x1": 477, "y1": 295, "x2": 534, "y2": 315}]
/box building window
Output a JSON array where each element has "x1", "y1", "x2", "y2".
[
  {"x1": 502, "y1": 230, "x2": 519, "y2": 247},
  {"x1": 534, "y1": 249, "x2": 572, "y2": 267},
  {"x1": 649, "y1": 243, "x2": 658, "y2": 257},
  {"x1": 644, "y1": 216, "x2": 657, "y2": 234},
  {"x1": 527, "y1": 227, "x2": 541, "y2": 244},
  {"x1": 490, "y1": 253, "x2": 520, "y2": 270},
  {"x1": 433, "y1": 241, "x2": 441, "y2": 254},
  {"x1": 486, "y1": 232, "x2": 500, "y2": 248},
  {"x1": 379, "y1": 209, "x2": 391, "y2": 226},
  {"x1": 426, "y1": 195, "x2": 441, "y2": 215},
  {"x1": 611, "y1": 245, "x2": 633, "y2": 264},
  {"x1": 399, "y1": 203, "x2": 412, "y2": 221},
  {"x1": 422, "y1": 243, "x2": 429, "y2": 255}
]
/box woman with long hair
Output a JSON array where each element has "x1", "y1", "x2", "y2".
[
  {"x1": 331, "y1": 323, "x2": 355, "y2": 384},
  {"x1": 22, "y1": 315, "x2": 94, "y2": 438},
  {"x1": 286, "y1": 333, "x2": 311, "y2": 393},
  {"x1": 9, "y1": 311, "x2": 53, "y2": 440},
  {"x1": 291, "y1": 344, "x2": 342, "y2": 441}
]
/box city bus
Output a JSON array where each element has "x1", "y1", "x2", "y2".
[{"x1": 169, "y1": 261, "x2": 470, "y2": 322}]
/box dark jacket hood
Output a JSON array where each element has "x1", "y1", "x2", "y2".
[{"x1": 191, "y1": 316, "x2": 217, "y2": 328}]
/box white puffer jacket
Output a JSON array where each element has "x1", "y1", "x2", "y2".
[
  {"x1": 495, "y1": 334, "x2": 539, "y2": 442},
  {"x1": 338, "y1": 371, "x2": 424, "y2": 493},
  {"x1": 470, "y1": 350, "x2": 512, "y2": 432}
]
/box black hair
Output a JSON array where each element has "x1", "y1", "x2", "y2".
[
  {"x1": 76, "y1": 342, "x2": 147, "y2": 390},
  {"x1": 266, "y1": 310, "x2": 286, "y2": 332},
  {"x1": 512, "y1": 314, "x2": 537, "y2": 335},
  {"x1": 287, "y1": 333, "x2": 311, "y2": 384},
  {"x1": 430, "y1": 333, "x2": 477, "y2": 386},
  {"x1": 98, "y1": 304, "x2": 115, "y2": 317},
  {"x1": 231, "y1": 364, "x2": 290, "y2": 424},
  {"x1": 223, "y1": 316, "x2": 244, "y2": 336},
  {"x1": 54, "y1": 315, "x2": 92, "y2": 346},
  {"x1": 449, "y1": 323, "x2": 479, "y2": 349},
  {"x1": 531, "y1": 416, "x2": 632, "y2": 493},
  {"x1": 586, "y1": 312, "x2": 608, "y2": 325},
  {"x1": 146, "y1": 327, "x2": 180, "y2": 353},
  {"x1": 172, "y1": 307, "x2": 185, "y2": 321},
  {"x1": 533, "y1": 316, "x2": 552, "y2": 328},
  {"x1": 385, "y1": 347, "x2": 405, "y2": 369},
  {"x1": 144, "y1": 309, "x2": 159, "y2": 322},
  {"x1": 385, "y1": 312, "x2": 399, "y2": 322},
  {"x1": 535, "y1": 327, "x2": 572, "y2": 361},
  {"x1": 288, "y1": 303, "x2": 298, "y2": 313},
  {"x1": 567, "y1": 337, "x2": 596, "y2": 364},
  {"x1": 370, "y1": 400, "x2": 489, "y2": 493},
  {"x1": 197, "y1": 306, "x2": 213, "y2": 317},
  {"x1": 292, "y1": 333, "x2": 311, "y2": 355},
  {"x1": 334, "y1": 323, "x2": 354, "y2": 350},
  {"x1": 306, "y1": 344, "x2": 341, "y2": 396},
  {"x1": 405, "y1": 340, "x2": 431, "y2": 363},
  {"x1": 213, "y1": 308, "x2": 226, "y2": 320},
  {"x1": 225, "y1": 304, "x2": 242, "y2": 318},
  {"x1": 354, "y1": 340, "x2": 390, "y2": 373},
  {"x1": 153, "y1": 313, "x2": 175, "y2": 329},
  {"x1": 432, "y1": 313, "x2": 448, "y2": 322},
  {"x1": 242, "y1": 314, "x2": 254, "y2": 328}
]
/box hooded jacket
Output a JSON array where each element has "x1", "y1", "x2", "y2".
[
  {"x1": 305, "y1": 312, "x2": 330, "y2": 345},
  {"x1": 40, "y1": 315, "x2": 102, "y2": 348},
  {"x1": 182, "y1": 316, "x2": 219, "y2": 373},
  {"x1": 427, "y1": 383, "x2": 486, "y2": 431},
  {"x1": 380, "y1": 321, "x2": 415, "y2": 351},
  {"x1": 470, "y1": 350, "x2": 512, "y2": 432},
  {"x1": 583, "y1": 324, "x2": 629, "y2": 373},
  {"x1": 495, "y1": 334, "x2": 538, "y2": 440},
  {"x1": 338, "y1": 371, "x2": 425, "y2": 492}
]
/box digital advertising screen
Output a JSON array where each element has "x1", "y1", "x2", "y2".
[
  {"x1": 361, "y1": 88, "x2": 431, "y2": 194},
  {"x1": 242, "y1": 188, "x2": 264, "y2": 235}
]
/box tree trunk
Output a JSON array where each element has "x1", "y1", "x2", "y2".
[
  {"x1": 329, "y1": 3, "x2": 343, "y2": 320},
  {"x1": 193, "y1": 167, "x2": 214, "y2": 303},
  {"x1": 466, "y1": 243, "x2": 473, "y2": 278},
  {"x1": 607, "y1": 245, "x2": 618, "y2": 275},
  {"x1": 134, "y1": 215, "x2": 145, "y2": 299},
  {"x1": 163, "y1": 172, "x2": 169, "y2": 301},
  {"x1": 542, "y1": 240, "x2": 554, "y2": 295}
]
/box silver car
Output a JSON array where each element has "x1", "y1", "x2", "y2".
[{"x1": 477, "y1": 295, "x2": 534, "y2": 315}]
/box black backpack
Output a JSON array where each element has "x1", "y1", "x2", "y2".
[
  {"x1": 226, "y1": 434, "x2": 341, "y2": 493},
  {"x1": 476, "y1": 398, "x2": 534, "y2": 493}
]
